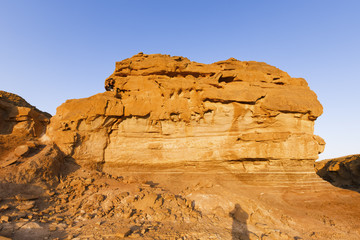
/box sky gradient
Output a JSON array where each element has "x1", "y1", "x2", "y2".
[{"x1": 1, "y1": 0, "x2": 359, "y2": 160}]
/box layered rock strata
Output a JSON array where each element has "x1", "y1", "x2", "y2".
[{"x1": 47, "y1": 53, "x2": 325, "y2": 168}]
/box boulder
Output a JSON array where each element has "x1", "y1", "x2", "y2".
[
  {"x1": 315, "y1": 154, "x2": 360, "y2": 190},
  {"x1": 47, "y1": 53, "x2": 325, "y2": 168},
  {"x1": 14, "y1": 145, "x2": 30, "y2": 158}
]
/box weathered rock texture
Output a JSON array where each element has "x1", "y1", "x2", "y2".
[
  {"x1": 0, "y1": 91, "x2": 51, "y2": 159},
  {"x1": 316, "y1": 154, "x2": 360, "y2": 190},
  {"x1": 47, "y1": 53, "x2": 325, "y2": 167}
]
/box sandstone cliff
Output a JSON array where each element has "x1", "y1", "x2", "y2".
[{"x1": 47, "y1": 53, "x2": 325, "y2": 168}]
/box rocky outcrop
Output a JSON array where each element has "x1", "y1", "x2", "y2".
[
  {"x1": 316, "y1": 154, "x2": 360, "y2": 190},
  {"x1": 0, "y1": 91, "x2": 62, "y2": 185},
  {"x1": 47, "y1": 53, "x2": 325, "y2": 168},
  {"x1": 1, "y1": 144, "x2": 63, "y2": 184},
  {"x1": 0, "y1": 91, "x2": 51, "y2": 159}
]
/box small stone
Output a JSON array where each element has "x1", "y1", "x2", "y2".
[
  {"x1": 84, "y1": 178, "x2": 94, "y2": 184},
  {"x1": 1, "y1": 215, "x2": 10, "y2": 222},
  {"x1": 65, "y1": 219, "x2": 72, "y2": 225},
  {"x1": 116, "y1": 227, "x2": 132, "y2": 238},
  {"x1": 26, "y1": 141, "x2": 38, "y2": 148},
  {"x1": 46, "y1": 190, "x2": 55, "y2": 197},
  {"x1": 57, "y1": 194, "x2": 68, "y2": 200},
  {"x1": 0, "y1": 204, "x2": 9, "y2": 211},
  {"x1": 0, "y1": 154, "x2": 18, "y2": 168},
  {"x1": 14, "y1": 145, "x2": 30, "y2": 157},
  {"x1": 129, "y1": 233, "x2": 141, "y2": 238},
  {"x1": 86, "y1": 213, "x2": 95, "y2": 219},
  {"x1": 13, "y1": 212, "x2": 27, "y2": 219},
  {"x1": 21, "y1": 222, "x2": 42, "y2": 229},
  {"x1": 119, "y1": 192, "x2": 130, "y2": 198},
  {"x1": 16, "y1": 201, "x2": 35, "y2": 211},
  {"x1": 55, "y1": 206, "x2": 62, "y2": 213},
  {"x1": 49, "y1": 225, "x2": 57, "y2": 231},
  {"x1": 126, "y1": 176, "x2": 136, "y2": 183},
  {"x1": 57, "y1": 223, "x2": 67, "y2": 231},
  {"x1": 15, "y1": 194, "x2": 39, "y2": 201},
  {"x1": 94, "y1": 194, "x2": 105, "y2": 203}
]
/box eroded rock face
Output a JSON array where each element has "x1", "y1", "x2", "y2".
[
  {"x1": 0, "y1": 91, "x2": 51, "y2": 158},
  {"x1": 47, "y1": 53, "x2": 325, "y2": 167}
]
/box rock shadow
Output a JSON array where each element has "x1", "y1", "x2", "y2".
[{"x1": 229, "y1": 203, "x2": 249, "y2": 240}]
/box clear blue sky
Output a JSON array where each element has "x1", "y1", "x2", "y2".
[{"x1": 1, "y1": 1, "x2": 359, "y2": 160}]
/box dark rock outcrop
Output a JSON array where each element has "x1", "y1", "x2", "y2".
[
  {"x1": 0, "y1": 91, "x2": 51, "y2": 159},
  {"x1": 316, "y1": 154, "x2": 360, "y2": 190}
]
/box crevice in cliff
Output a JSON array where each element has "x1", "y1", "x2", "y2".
[
  {"x1": 209, "y1": 83, "x2": 223, "y2": 89},
  {"x1": 133, "y1": 113, "x2": 151, "y2": 119},
  {"x1": 227, "y1": 158, "x2": 270, "y2": 162},
  {"x1": 104, "y1": 100, "x2": 110, "y2": 115},
  {"x1": 254, "y1": 95, "x2": 266, "y2": 104},
  {"x1": 116, "y1": 71, "x2": 213, "y2": 78},
  {"x1": 218, "y1": 76, "x2": 235, "y2": 83},
  {"x1": 102, "y1": 128, "x2": 113, "y2": 171},
  {"x1": 203, "y1": 98, "x2": 258, "y2": 105},
  {"x1": 154, "y1": 80, "x2": 166, "y2": 107}
]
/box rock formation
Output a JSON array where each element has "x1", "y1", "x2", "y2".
[
  {"x1": 47, "y1": 53, "x2": 325, "y2": 169},
  {"x1": 0, "y1": 91, "x2": 62, "y2": 185},
  {"x1": 0, "y1": 91, "x2": 51, "y2": 159},
  {"x1": 316, "y1": 154, "x2": 360, "y2": 190}
]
